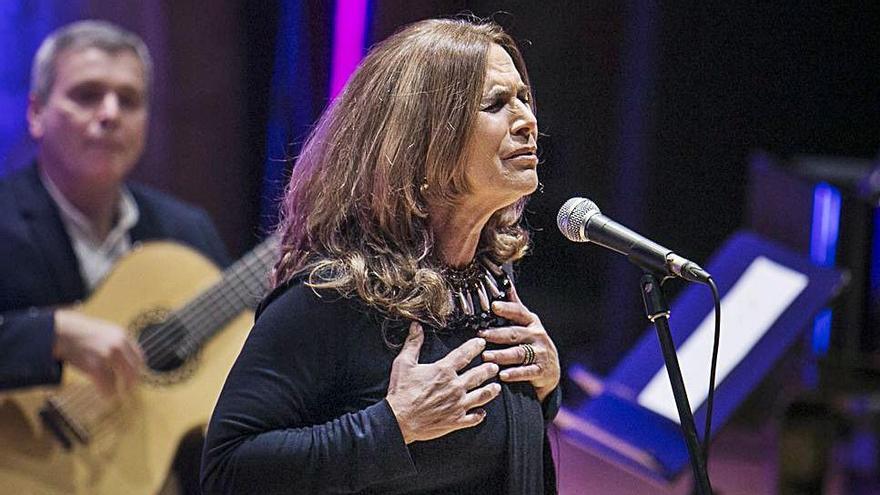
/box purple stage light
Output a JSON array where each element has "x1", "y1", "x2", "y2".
[{"x1": 329, "y1": 0, "x2": 369, "y2": 99}]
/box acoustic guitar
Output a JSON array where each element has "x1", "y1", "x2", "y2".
[{"x1": 0, "y1": 238, "x2": 277, "y2": 494}]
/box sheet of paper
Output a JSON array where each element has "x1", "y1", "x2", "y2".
[{"x1": 637, "y1": 256, "x2": 809, "y2": 423}]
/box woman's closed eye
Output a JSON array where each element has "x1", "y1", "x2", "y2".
[
  {"x1": 481, "y1": 97, "x2": 507, "y2": 113},
  {"x1": 481, "y1": 92, "x2": 531, "y2": 114}
]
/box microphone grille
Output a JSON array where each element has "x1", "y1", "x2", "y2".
[{"x1": 557, "y1": 197, "x2": 601, "y2": 242}]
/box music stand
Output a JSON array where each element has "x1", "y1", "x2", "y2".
[{"x1": 556, "y1": 230, "x2": 846, "y2": 482}]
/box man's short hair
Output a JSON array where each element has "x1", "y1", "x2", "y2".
[{"x1": 30, "y1": 20, "x2": 153, "y2": 103}]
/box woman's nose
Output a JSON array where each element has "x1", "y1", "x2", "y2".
[{"x1": 511, "y1": 100, "x2": 537, "y2": 139}]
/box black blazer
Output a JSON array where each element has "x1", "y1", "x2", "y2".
[{"x1": 0, "y1": 165, "x2": 229, "y2": 389}]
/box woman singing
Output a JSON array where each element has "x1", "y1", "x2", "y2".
[{"x1": 202, "y1": 18, "x2": 561, "y2": 494}]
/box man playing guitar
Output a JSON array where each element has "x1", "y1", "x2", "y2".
[{"x1": 0, "y1": 20, "x2": 228, "y2": 494}]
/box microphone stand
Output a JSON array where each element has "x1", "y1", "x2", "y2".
[{"x1": 640, "y1": 272, "x2": 713, "y2": 495}]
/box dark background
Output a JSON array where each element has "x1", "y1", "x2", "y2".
[{"x1": 3, "y1": 1, "x2": 879, "y2": 377}]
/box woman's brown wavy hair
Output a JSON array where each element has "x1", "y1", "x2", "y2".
[{"x1": 272, "y1": 18, "x2": 534, "y2": 328}]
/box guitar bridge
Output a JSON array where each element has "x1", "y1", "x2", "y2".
[{"x1": 39, "y1": 397, "x2": 90, "y2": 450}]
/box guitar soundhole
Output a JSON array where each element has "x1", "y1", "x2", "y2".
[
  {"x1": 139, "y1": 319, "x2": 191, "y2": 372},
  {"x1": 130, "y1": 309, "x2": 199, "y2": 385}
]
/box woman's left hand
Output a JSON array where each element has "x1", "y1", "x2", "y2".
[{"x1": 479, "y1": 285, "x2": 560, "y2": 403}]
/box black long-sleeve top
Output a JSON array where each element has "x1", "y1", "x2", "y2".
[{"x1": 201, "y1": 280, "x2": 559, "y2": 494}]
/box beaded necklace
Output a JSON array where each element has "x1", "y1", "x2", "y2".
[{"x1": 444, "y1": 256, "x2": 512, "y2": 331}]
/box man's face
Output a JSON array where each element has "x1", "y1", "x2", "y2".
[{"x1": 28, "y1": 47, "x2": 148, "y2": 190}]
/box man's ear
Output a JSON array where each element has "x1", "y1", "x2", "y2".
[{"x1": 27, "y1": 94, "x2": 44, "y2": 139}]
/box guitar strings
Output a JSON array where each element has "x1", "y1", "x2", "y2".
[
  {"x1": 129, "y1": 245, "x2": 272, "y2": 368},
  {"x1": 149, "y1": 255, "x2": 268, "y2": 364},
  {"x1": 143, "y1": 267, "x2": 262, "y2": 371},
  {"x1": 53, "y1": 255, "x2": 269, "y2": 425},
  {"x1": 66, "y1": 246, "x2": 272, "y2": 407},
  {"x1": 52, "y1": 278, "x2": 251, "y2": 423},
  {"x1": 133, "y1": 235, "x2": 279, "y2": 363},
  {"x1": 49, "y1": 242, "x2": 277, "y2": 430}
]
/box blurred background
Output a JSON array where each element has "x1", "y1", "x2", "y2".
[{"x1": 2, "y1": 1, "x2": 879, "y2": 493}]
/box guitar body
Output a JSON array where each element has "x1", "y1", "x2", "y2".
[{"x1": 0, "y1": 242, "x2": 254, "y2": 495}]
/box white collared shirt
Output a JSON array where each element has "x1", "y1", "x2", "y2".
[{"x1": 40, "y1": 171, "x2": 140, "y2": 291}]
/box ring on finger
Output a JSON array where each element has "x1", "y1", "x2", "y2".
[{"x1": 519, "y1": 343, "x2": 536, "y2": 366}]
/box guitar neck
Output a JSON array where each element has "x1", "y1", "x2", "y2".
[{"x1": 175, "y1": 236, "x2": 279, "y2": 345}]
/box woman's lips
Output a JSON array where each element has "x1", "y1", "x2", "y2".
[{"x1": 503, "y1": 153, "x2": 538, "y2": 168}]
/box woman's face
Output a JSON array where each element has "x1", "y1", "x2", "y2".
[{"x1": 461, "y1": 44, "x2": 538, "y2": 213}]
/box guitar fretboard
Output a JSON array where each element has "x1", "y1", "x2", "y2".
[{"x1": 172, "y1": 236, "x2": 279, "y2": 349}]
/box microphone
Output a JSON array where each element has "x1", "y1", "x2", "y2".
[{"x1": 557, "y1": 197, "x2": 711, "y2": 284}]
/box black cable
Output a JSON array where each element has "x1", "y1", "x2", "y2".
[{"x1": 703, "y1": 277, "x2": 722, "y2": 468}]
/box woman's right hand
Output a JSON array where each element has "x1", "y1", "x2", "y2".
[{"x1": 386, "y1": 322, "x2": 501, "y2": 444}]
